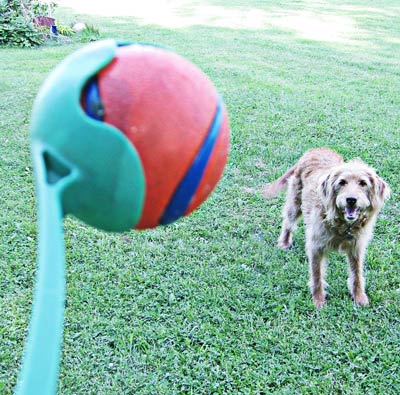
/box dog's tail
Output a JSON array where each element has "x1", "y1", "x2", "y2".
[{"x1": 262, "y1": 165, "x2": 296, "y2": 199}]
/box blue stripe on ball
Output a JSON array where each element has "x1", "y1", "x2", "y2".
[
  {"x1": 83, "y1": 79, "x2": 104, "y2": 121},
  {"x1": 160, "y1": 96, "x2": 223, "y2": 225}
]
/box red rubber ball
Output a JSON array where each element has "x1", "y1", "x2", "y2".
[{"x1": 95, "y1": 45, "x2": 229, "y2": 229}]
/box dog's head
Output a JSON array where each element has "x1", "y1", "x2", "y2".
[{"x1": 319, "y1": 158, "x2": 390, "y2": 223}]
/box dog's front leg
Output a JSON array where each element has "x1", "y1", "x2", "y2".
[
  {"x1": 347, "y1": 246, "x2": 369, "y2": 306},
  {"x1": 307, "y1": 247, "x2": 328, "y2": 308},
  {"x1": 278, "y1": 176, "x2": 302, "y2": 250}
]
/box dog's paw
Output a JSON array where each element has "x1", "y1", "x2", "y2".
[
  {"x1": 278, "y1": 232, "x2": 293, "y2": 250},
  {"x1": 353, "y1": 292, "x2": 369, "y2": 307},
  {"x1": 278, "y1": 239, "x2": 292, "y2": 250},
  {"x1": 312, "y1": 293, "x2": 326, "y2": 309}
]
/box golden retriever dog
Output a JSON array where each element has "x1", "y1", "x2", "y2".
[{"x1": 263, "y1": 147, "x2": 390, "y2": 308}]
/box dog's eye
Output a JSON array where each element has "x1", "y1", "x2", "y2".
[
  {"x1": 338, "y1": 179, "x2": 347, "y2": 186},
  {"x1": 359, "y1": 180, "x2": 367, "y2": 187}
]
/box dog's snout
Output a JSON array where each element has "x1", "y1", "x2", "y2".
[{"x1": 346, "y1": 197, "x2": 357, "y2": 207}]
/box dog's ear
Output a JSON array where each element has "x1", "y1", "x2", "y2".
[
  {"x1": 319, "y1": 173, "x2": 331, "y2": 201},
  {"x1": 369, "y1": 171, "x2": 390, "y2": 209},
  {"x1": 318, "y1": 173, "x2": 337, "y2": 221}
]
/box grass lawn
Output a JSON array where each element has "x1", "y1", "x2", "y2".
[{"x1": 1, "y1": 1, "x2": 399, "y2": 393}]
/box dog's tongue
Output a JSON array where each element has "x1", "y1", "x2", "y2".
[{"x1": 345, "y1": 206, "x2": 358, "y2": 219}]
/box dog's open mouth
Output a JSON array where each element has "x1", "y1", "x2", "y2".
[{"x1": 344, "y1": 206, "x2": 360, "y2": 222}]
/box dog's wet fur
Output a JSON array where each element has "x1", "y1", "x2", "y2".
[{"x1": 263, "y1": 147, "x2": 390, "y2": 308}]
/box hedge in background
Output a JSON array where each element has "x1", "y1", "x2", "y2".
[{"x1": 0, "y1": 0, "x2": 56, "y2": 47}]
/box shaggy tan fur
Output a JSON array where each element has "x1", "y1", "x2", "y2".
[{"x1": 263, "y1": 147, "x2": 390, "y2": 308}]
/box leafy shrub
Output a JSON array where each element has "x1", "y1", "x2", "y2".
[
  {"x1": 0, "y1": 0, "x2": 56, "y2": 47},
  {"x1": 0, "y1": 15, "x2": 43, "y2": 47}
]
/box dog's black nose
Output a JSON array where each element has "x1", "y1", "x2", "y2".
[{"x1": 346, "y1": 197, "x2": 357, "y2": 207}]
